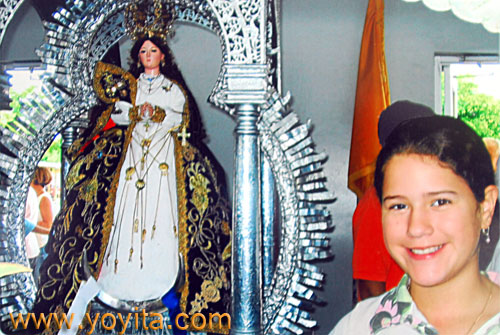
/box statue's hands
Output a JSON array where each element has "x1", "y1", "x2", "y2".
[
  {"x1": 140, "y1": 102, "x2": 154, "y2": 119},
  {"x1": 113, "y1": 101, "x2": 156, "y2": 124},
  {"x1": 114, "y1": 100, "x2": 133, "y2": 114},
  {"x1": 111, "y1": 101, "x2": 133, "y2": 125}
]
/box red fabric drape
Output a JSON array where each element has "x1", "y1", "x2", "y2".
[{"x1": 348, "y1": 0, "x2": 391, "y2": 198}]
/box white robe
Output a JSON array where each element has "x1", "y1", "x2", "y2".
[
  {"x1": 97, "y1": 73, "x2": 185, "y2": 301},
  {"x1": 25, "y1": 186, "x2": 40, "y2": 259}
]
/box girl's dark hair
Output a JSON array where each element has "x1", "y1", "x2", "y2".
[
  {"x1": 128, "y1": 36, "x2": 204, "y2": 139},
  {"x1": 374, "y1": 115, "x2": 494, "y2": 203}
]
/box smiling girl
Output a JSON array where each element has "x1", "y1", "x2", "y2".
[{"x1": 332, "y1": 115, "x2": 500, "y2": 334}]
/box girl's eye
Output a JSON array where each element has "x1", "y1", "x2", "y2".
[
  {"x1": 140, "y1": 50, "x2": 146, "y2": 53},
  {"x1": 431, "y1": 199, "x2": 451, "y2": 207},
  {"x1": 388, "y1": 203, "x2": 407, "y2": 211},
  {"x1": 151, "y1": 49, "x2": 157, "y2": 52}
]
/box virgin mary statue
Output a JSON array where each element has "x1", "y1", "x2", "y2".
[{"x1": 25, "y1": 2, "x2": 231, "y2": 334}]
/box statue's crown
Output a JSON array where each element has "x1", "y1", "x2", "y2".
[{"x1": 125, "y1": 0, "x2": 176, "y2": 41}]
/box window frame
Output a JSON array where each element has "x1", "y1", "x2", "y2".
[{"x1": 434, "y1": 53, "x2": 500, "y2": 117}]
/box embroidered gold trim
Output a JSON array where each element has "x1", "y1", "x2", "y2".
[
  {"x1": 97, "y1": 123, "x2": 137, "y2": 275},
  {"x1": 175, "y1": 133, "x2": 190, "y2": 314},
  {"x1": 92, "y1": 62, "x2": 140, "y2": 275},
  {"x1": 67, "y1": 105, "x2": 114, "y2": 161},
  {"x1": 128, "y1": 106, "x2": 141, "y2": 122},
  {"x1": 222, "y1": 220, "x2": 231, "y2": 236},
  {"x1": 222, "y1": 238, "x2": 231, "y2": 262},
  {"x1": 151, "y1": 106, "x2": 166, "y2": 123},
  {"x1": 93, "y1": 62, "x2": 137, "y2": 104},
  {"x1": 170, "y1": 79, "x2": 191, "y2": 315}
]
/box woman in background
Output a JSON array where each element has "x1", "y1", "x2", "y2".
[
  {"x1": 31, "y1": 167, "x2": 54, "y2": 251},
  {"x1": 24, "y1": 184, "x2": 40, "y2": 271},
  {"x1": 332, "y1": 115, "x2": 500, "y2": 334},
  {"x1": 29, "y1": 166, "x2": 54, "y2": 281}
]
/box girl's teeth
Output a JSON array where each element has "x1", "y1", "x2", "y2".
[{"x1": 412, "y1": 245, "x2": 442, "y2": 255}]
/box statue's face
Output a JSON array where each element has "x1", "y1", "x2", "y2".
[{"x1": 138, "y1": 40, "x2": 164, "y2": 75}]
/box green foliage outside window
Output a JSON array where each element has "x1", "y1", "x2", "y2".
[
  {"x1": 0, "y1": 86, "x2": 36, "y2": 135},
  {"x1": 456, "y1": 76, "x2": 500, "y2": 140},
  {"x1": 0, "y1": 85, "x2": 61, "y2": 163},
  {"x1": 41, "y1": 135, "x2": 62, "y2": 163}
]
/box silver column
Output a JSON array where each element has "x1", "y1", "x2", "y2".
[
  {"x1": 261, "y1": 154, "x2": 276, "y2": 288},
  {"x1": 60, "y1": 126, "x2": 76, "y2": 203},
  {"x1": 231, "y1": 103, "x2": 261, "y2": 335}
]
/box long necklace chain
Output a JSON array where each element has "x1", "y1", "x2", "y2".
[
  {"x1": 106, "y1": 122, "x2": 166, "y2": 271},
  {"x1": 465, "y1": 278, "x2": 493, "y2": 335},
  {"x1": 405, "y1": 276, "x2": 495, "y2": 335},
  {"x1": 129, "y1": 127, "x2": 171, "y2": 269},
  {"x1": 140, "y1": 75, "x2": 163, "y2": 95},
  {"x1": 106, "y1": 123, "x2": 178, "y2": 273}
]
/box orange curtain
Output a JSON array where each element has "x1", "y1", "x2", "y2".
[{"x1": 348, "y1": 0, "x2": 391, "y2": 199}]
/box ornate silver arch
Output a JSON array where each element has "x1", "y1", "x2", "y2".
[{"x1": 0, "y1": 1, "x2": 334, "y2": 333}]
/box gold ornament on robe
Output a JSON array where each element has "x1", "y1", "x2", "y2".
[{"x1": 159, "y1": 162, "x2": 169, "y2": 175}]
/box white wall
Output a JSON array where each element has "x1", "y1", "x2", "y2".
[
  {"x1": 385, "y1": 0, "x2": 498, "y2": 106},
  {"x1": 168, "y1": 25, "x2": 234, "y2": 191},
  {"x1": 0, "y1": 1, "x2": 43, "y2": 61},
  {"x1": 1, "y1": 0, "x2": 498, "y2": 334}
]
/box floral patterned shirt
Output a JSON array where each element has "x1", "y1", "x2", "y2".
[{"x1": 330, "y1": 273, "x2": 500, "y2": 335}]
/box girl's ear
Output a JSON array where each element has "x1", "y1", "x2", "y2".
[{"x1": 480, "y1": 185, "x2": 498, "y2": 229}]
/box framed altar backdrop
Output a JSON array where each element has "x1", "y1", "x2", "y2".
[{"x1": 0, "y1": 1, "x2": 334, "y2": 334}]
